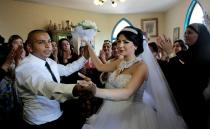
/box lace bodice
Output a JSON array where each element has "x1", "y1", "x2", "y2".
[
  {"x1": 105, "y1": 71, "x2": 146, "y2": 102},
  {"x1": 105, "y1": 58, "x2": 140, "y2": 89},
  {"x1": 106, "y1": 71, "x2": 131, "y2": 89}
]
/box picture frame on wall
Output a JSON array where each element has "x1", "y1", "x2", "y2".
[
  {"x1": 141, "y1": 18, "x2": 158, "y2": 37},
  {"x1": 173, "y1": 27, "x2": 180, "y2": 42}
]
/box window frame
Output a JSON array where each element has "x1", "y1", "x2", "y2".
[
  {"x1": 184, "y1": 0, "x2": 204, "y2": 30},
  {"x1": 111, "y1": 18, "x2": 133, "y2": 42}
]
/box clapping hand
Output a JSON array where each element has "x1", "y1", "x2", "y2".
[
  {"x1": 156, "y1": 35, "x2": 174, "y2": 55},
  {"x1": 156, "y1": 35, "x2": 176, "y2": 58}
]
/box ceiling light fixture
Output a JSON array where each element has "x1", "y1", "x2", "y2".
[{"x1": 93, "y1": 0, "x2": 125, "y2": 8}]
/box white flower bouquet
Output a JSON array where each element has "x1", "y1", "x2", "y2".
[
  {"x1": 76, "y1": 20, "x2": 99, "y2": 32},
  {"x1": 71, "y1": 20, "x2": 99, "y2": 54}
]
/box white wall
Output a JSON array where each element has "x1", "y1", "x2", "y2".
[
  {"x1": 3, "y1": 0, "x2": 209, "y2": 53},
  {"x1": 165, "y1": 0, "x2": 191, "y2": 41},
  {"x1": 198, "y1": 0, "x2": 210, "y2": 31},
  {"x1": 199, "y1": 0, "x2": 210, "y2": 13},
  {"x1": 0, "y1": 0, "x2": 165, "y2": 54},
  {"x1": 165, "y1": 0, "x2": 210, "y2": 42}
]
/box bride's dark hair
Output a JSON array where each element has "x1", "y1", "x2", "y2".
[{"x1": 117, "y1": 26, "x2": 144, "y2": 56}]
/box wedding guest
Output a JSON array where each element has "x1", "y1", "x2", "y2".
[
  {"x1": 100, "y1": 41, "x2": 123, "y2": 84},
  {"x1": 109, "y1": 41, "x2": 123, "y2": 61},
  {"x1": 148, "y1": 42, "x2": 160, "y2": 59},
  {"x1": 157, "y1": 23, "x2": 210, "y2": 129},
  {"x1": 0, "y1": 43, "x2": 24, "y2": 128},
  {"x1": 99, "y1": 40, "x2": 112, "y2": 64},
  {"x1": 173, "y1": 39, "x2": 188, "y2": 54},
  {"x1": 57, "y1": 38, "x2": 85, "y2": 126},
  {"x1": 49, "y1": 40, "x2": 58, "y2": 62},
  {"x1": 0, "y1": 34, "x2": 24, "y2": 79},
  {"x1": 8, "y1": 34, "x2": 22, "y2": 46},
  {"x1": 0, "y1": 48, "x2": 17, "y2": 79},
  {"x1": 57, "y1": 38, "x2": 78, "y2": 65},
  {"x1": 23, "y1": 40, "x2": 32, "y2": 57},
  {"x1": 2, "y1": 35, "x2": 24, "y2": 67}
]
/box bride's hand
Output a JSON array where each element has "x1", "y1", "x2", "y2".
[
  {"x1": 78, "y1": 73, "x2": 96, "y2": 95},
  {"x1": 82, "y1": 40, "x2": 92, "y2": 47},
  {"x1": 82, "y1": 45, "x2": 90, "y2": 59}
]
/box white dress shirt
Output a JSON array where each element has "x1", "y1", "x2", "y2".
[{"x1": 15, "y1": 54, "x2": 86, "y2": 125}]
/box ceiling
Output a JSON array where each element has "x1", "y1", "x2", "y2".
[{"x1": 17, "y1": 0, "x2": 181, "y2": 14}]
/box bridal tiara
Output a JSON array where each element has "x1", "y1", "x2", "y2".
[{"x1": 121, "y1": 27, "x2": 138, "y2": 35}]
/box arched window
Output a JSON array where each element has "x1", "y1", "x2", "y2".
[
  {"x1": 111, "y1": 18, "x2": 132, "y2": 41},
  {"x1": 184, "y1": 0, "x2": 204, "y2": 29}
]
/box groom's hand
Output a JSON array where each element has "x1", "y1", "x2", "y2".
[
  {"x1": 73, "y1": 83, "x2": 96, "y2": 97},
  {"x1": 73, "y1": 84, "x2": 89, "y2": 97},
  {"x1": 77, "y1": 80, "x2": 96, "y2": 96},
  {"x1": 76, "y1": 72, "x2": 96, "y2": 96}
]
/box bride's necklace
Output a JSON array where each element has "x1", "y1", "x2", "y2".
[{"x1": 116, "y1": 58, "x2": 139, "y2": 74}]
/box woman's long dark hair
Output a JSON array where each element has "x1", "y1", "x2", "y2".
[
  {"x1": 57, "y1": 38, "x2": 78, "y2": 64},
  {"x1": 8, "y1": 35, "x2": 23, "y2": 49}
]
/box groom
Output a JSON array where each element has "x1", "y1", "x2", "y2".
[{"x1": 15, "y1": 29, "x2": 92, "y2": 129}]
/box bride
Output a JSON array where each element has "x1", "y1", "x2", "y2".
[{"x1": 78, "y1": 26, "x2": 187, "y2": 129}]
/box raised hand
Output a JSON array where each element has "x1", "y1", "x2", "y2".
[{"x1": 156, "y1": 35, "x2": 175, "y2": 58}]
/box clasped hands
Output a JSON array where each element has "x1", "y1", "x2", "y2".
[{"x1": 73, "y1": 72, "x2": 96, "y2": 97}]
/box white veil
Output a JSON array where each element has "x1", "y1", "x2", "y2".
[{"x1": 139, "y1": 38, "x2": 187, "y2": 129}]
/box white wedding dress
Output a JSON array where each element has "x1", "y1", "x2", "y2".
[
  {"x1": 82, "y1": 37, "x2": 187, "y2": 129},
  {"x1": 82, "y1": 68, "x2": 159, "y2": 129}
]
